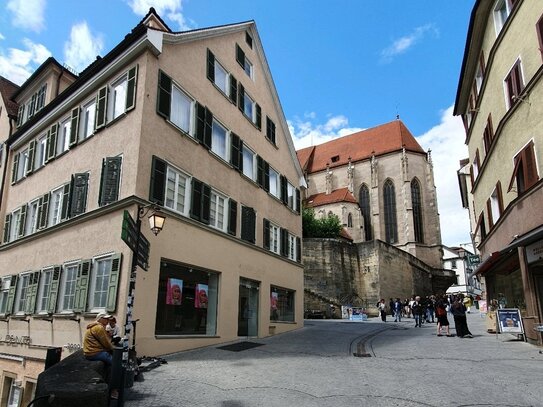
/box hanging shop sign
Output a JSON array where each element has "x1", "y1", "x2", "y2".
[{"x1": 526, "y1": 240, "x2": 543, "y2": 264}]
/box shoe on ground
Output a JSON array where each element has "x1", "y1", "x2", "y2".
[
  {"x1": 437, "y1": 334, "x2": 443, "y2": 336},
  {"x1": 465, "y1": 334, "x2": 473, "y2": 338}
]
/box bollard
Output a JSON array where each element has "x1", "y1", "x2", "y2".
[{"x1": 110, "y1": 347, "x2": 126, "y2": 406}]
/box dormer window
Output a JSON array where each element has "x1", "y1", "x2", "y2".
[
  {"x1": 17, "y1": 83, "x2": 47, "y2": 127},
  {"x1": 331, "y1": 155, "x2": 340, "y2": 163}
]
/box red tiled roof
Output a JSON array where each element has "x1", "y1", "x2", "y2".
[
  {"x1": 339, "y1": 228, "x2": 353, "y2": 241},
  {"x1": 296, "y1": 119, "x2": 425, "y2": 174},
  {"x1": 305, "y1": 187, "x2": 357, "y2": 208},
  {"x1": 0, "y1": 76, "x2": 20, "y2": 118}
]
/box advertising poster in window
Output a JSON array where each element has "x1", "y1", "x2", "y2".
[
  {"x1": 166, "y1": 278, "x2": 183, "y2": 305},
  {"x1": 195, "y1": 284, "x2": 208, "y2": 309},
  {"x1": 497, "y1": 308, "x2": 524, "y2": 334},
  {"x1": 270, "y1": 291, "x2": 279, "y2": 320}
]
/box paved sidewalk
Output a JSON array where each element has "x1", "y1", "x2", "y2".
[{"x1": 124, "y1": 311, "x2": 543, "y2": 407}]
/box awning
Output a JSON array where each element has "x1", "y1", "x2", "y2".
[
  {"x1": 502, "y1": 224, "x2": 543, "y2": 252},
  {"x1": 472, "y1": 248, "x2": 518, "y2": 277}
]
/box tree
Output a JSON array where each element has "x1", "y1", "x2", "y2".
[{"x1": 302, "y1": 208, "x2": 342, "y2": 238}]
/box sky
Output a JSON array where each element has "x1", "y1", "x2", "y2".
[{"x1": 0, "y1": 0, "x2": 475, "y2": 248}]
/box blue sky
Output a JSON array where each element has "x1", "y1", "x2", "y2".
[{"x1": 0, "y1": 0, "x2": 475, "y2": 248}]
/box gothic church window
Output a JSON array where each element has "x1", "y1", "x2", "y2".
[
  {"x1": 383, "y1": 179, "x2": 398, "y2": 244},
  {"x1": 358, "y1": 184, "x2": 372, "y2": 241},
  {"x1": 411, "y1": 179, "x2": 424, "y2": 243}
]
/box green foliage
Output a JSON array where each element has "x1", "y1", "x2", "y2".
[{"x1": 302, "y1": 208, "x2": 342, "y2": 238}]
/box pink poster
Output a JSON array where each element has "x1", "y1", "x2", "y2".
[
  {"x1": 166, "y1": 278, "x2": 183, "y2": 305},
  {"x1": 195, "y1": 284, "x2": 208, "y2": 309}
]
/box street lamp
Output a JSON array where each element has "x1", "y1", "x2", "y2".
[{"x1": 148, "y1": 210, "x2": 166, "y2": 236}]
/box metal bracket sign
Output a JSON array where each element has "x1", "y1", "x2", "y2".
[
  {"x1": 121, "y1": 210, "x2": 150, "y2": 271},
  {"x1": 467, "y1": 254, "x2": 481, "y2": 267}
]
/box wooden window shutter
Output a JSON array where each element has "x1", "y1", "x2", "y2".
[
  {"x1": 296, "y1": 189, "x2": 301, "y2": 214},
  {"x1": 207, "y1": 49, "x2": 215, "y2": 82},
  {"x1": 26, "y1": 140, "x2": 36, "y2": 174},
  {"x1": 149, "y1": 156, "x2": 166, "y2": 206},
  {"x1": 296, "y1": 237, "x2": 301, "y2": 263},
  {"x1": 74, "y1": 260, "x2": 91, "y2": 312},
  {"x1": 496, "y1": 181, "x2": 504, "y2": 215},
  {"x1": 157, "y1": 70, "x2": 172, "y2": 119},
  {"x1": 264, "y1": 161, "x2": 270, "y2": 192},
  {"x1": 257, "y1": 155, "x2": 265, "y2": 188},
  {"x1": 280, "y1": 175, "x2": 288, "y2": 204},
  {"x1": 5, "y1": 275, "x2": 18, "y2": 315},
  {"x1": 11, "y1": 153, "x2": 19, "y2": 184},
  {"x1": 228, "y1": 199, "x2": 237, "y2": 236},
  {"x1": 238, "y1": 83, "x2": 245, "y2": 112},
  {"x1": 245, "y1": 32, "x2": 253, "y2": 49},
  {"x1": 60, "y1": 183, "x2": 71, "y2": 221},
  {"x1": 95, "y1": 85, "x2": 108, "y2": 130},
  {"x1": 69, "y1": 107, "x2": 80, "y2": 147},
  {"x1": 255, "y1": 104, "x2": 261, "y2": 130},
  {"x1": 18, "y1": 205, "x2": 27, "y2": 238},
  {"x1": 190, "y1": 178, "x2": 203, "y2": 221},
  {"x1": 3, "y1": 213, "x2": 12, "y2": 243},
  {"x1": 266, "y1": 117, "x2": 276, "y2": 144},
  {"x1": 524, "y1": 142, "x2": 538, "y2": 189},
  {"x1": 537, "y1": 14, "x2": 543, "y2": 60},
  {"x1": 70, "y1": 173, "x2": 89, "y2": 217},
  {"x1": 263, "y1": 218, "x2": 270, "y2": 250},
  {"x1": 46, "y1": 124, "x2": 58, "y2": 162},
  {"x1": 99, "y1": 156, "x2": 122, "y2": 206},
  {"x1": 201, "y1": 183, "x2": 211, "y2": 225},
  {"x1": 203, "y1": 107, "x2": 213, "y2": 150},
  {"x1": 241, "y1": 206, "x2": 256, "y2": 243},
  {"x1": 126, "y1": 65, "x2": 138, "y2": 112},
  {"x1": 47, "y1": 266, "x2": 61, "y2": 314},
  {"x1": 195, "y1": 102, "x2": 206, "y2": 144},
  {"x1": 37, "y1": 193, "x2": 50, "y2": 230},
  {"x1": 229, "y1": 75, "x2": 238, "y2": 105},
  {"x1": 236, "y1": 44, "x2": 245, "y2": 68},
  {"x1": 487, "y1": 198, "x2": 493, "y2": 228},
  {"x1": 280, "y1": 228, "x2": 288, "y2": 257},
  {"x1": 230, "y1": 133, "x2": 242, "y2": 171},
  {"x1": 26, "y1": 271, "x2": 40, "y2": 314},
  {"x1": 106, "y1": 254, "x2": 122, "y2": 312}
]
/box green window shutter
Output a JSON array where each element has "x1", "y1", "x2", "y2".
[
  {"x1": 201, "y1": 183, "x2": 211, "y2": 225},
  {"x1": 241, "y1": 206, "x2": 256, "y2": 244},
  {"x1": 18, "y1": 205, "x2": 27, "y2": 238},
  {"x1": 47, "y1": 266, "x2": 61, "y2": 314},
  {"x1": 207, "y1": 49, "x2": 215, "y2": 82},
  {"x1": 60, "y1": 183, "x2": 71, "y2": 221},
  {"x1": 149, "y1": 156, "x2": 166, "y2": 205},
  {"x1": 69, "y1": 107, "x2": 80, "y2": 147},
  {"x1": 296, "y1": 237, "x2": 301, "y2": 263},
  {"x1": 296, "y1": 189, "x2": 301, "y2": 214},
  {"x1": 126, "y1": 65, "x2": 138, "y2": 112},
  {"x1": 157, "y1": 70, "x2": 171, "y2": 119},
  {"x1": 26, "y1": 271, "x2": 40, "y2": 314},
  {"x1": 263, "y1": 218, "x2": 270, "y2": 250},
  {"x1": 255, "y1": 104, "x2": 261, "y2": 130},
  {"x1": 95, "y1": 85, "x2": 108, "y2": 130},
  {"x1": 17, "y1": 105, "x2": 25, "y2": 126},
  {"x1": 3, "y1": 213, "x2": 12, "y2": 243},
  {"x1": 5, "y1": 275, "x2": 18, "y2": 315},
  {"x1": 190, "y1": 178, "x2": 203, "y2": 221},
  {"x1": 257, "y1": 155, "x2": 264, "y2": 188},
  {"x1": 230, "y1": 133, "x2": 242, "y2": 171},
  {"x1": 280, "y1": 228, "x2": 288, "y2": 257},
  {"x1": 70, "y1": 173, "x2": 89, "y2": 217},
  {"x1": 106, "y1": 254, "x2": 122, "y2": 312},
  {"x1": 11, "y1": 153, "x2": 19, "y2": 184},
  {"x1": 264, "y1": 161, "x2": 270, "y2": 192},
  {"x1": 228, "y1": 199, "x2": 237, "y2": 236},
  {"x1": 229, "y1": 75, "x2": 238, "y2": 105},
  {"x1": 46, "y1": 124, "x2": 58, "y2": 162},
  {"x1": 195, "y1": 102, "x2": 206, "y2": 144},
  {"x1": 73, "y1": 260, "x2": 91, "y2": 312},
  {"x1": 99, "y1": 156, "x2": 122, "y2": 206},
  {"x1": 26, "y1": 140, "x2": 36, "y2": 174},
  {"x1": 280, "y1": 175, "x2": 288, "y2": 205},
  {"x1": 266, "y1": 117, "x2": 276, "y2": 144},
  {"x1": 238, "y1": 83, "x2": 245, "y2": 113},
  {"x1": 37, "y1": 193, "x2": 50, "y2": 230},
  {"x1": 236, "y1": 44, "x2": 245, "y2": 68},
  {"x1": 203, "y1": 107, "x2": 212, "y2": 150}
]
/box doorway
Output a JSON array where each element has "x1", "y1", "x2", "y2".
[{"x1": 238, "y1": 278, "x2": 260, "y2": 337}]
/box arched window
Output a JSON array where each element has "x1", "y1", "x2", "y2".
[
  {"x1": 411, "y1": 178, "x2": 424, "y2": 243},
  {"x1": 383, "y1": 179, "x2": 397, "y2": 243},
  {"x1": 358, "y1": 184, "x2": 372, "y2": 240},
  {"x1": 328, "y1": 211, "x2": 334, "y2": 218},
  {"x1": 347, "y1": 213, "x2": 353, "y2": 227}
]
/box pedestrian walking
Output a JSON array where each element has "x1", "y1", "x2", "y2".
[
  {"x1": 451, "y1": 295, "x2": 473, "y2": 338},
  {"x1": 377, "y1": 299, "x2": 387, "y2": 322},
  {"x1": 393, "y1": 298, "x2": 403, "y2": 322},
  {"x1": 412, "y1": 296, "x2": 423, "y2": 327},
  {"x1": 435, "y1": 295, "x2": 451, "y2": 337},
  {"x1": 426, "y1": 295, "x2": 435, "y2": 323}
]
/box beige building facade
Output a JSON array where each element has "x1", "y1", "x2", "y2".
[
  {"x1": 0, "y1": 10, "x2": 304, "y2": 402},
  {"x1": 455, "y1": 0, "x2": 543, "y2": 345}
]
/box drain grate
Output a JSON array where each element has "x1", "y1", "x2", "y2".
[{"x1": 217, "y1": 341, "x2": 264, "y2": 352}]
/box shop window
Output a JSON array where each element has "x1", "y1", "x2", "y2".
[
  {"x1": 155, "y1": 261, "x2": 218, "y2": 336},
  {"x1": 270, "y1": 286, "x2": 295, "y2": 322}
]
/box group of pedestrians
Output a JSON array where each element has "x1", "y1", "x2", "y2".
[{"x1": 377, "y1": 293, "x2": 474, "y2": 338}]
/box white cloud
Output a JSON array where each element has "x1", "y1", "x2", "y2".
[
  {"x1": 125, "y1": 0, "x2": 196, "y2": 30},
  {"x1": 417, "y1": 105, "x2": 471, "y2": 247},
  {"x1": 63, "y1": 22, "x2": 104, "y2": 73},
  {"x1": 380, "y1": 23, "x2": 438, "y2": 63},
  {"x1": 289, "y1": 114, "x2": 363, "y2": 150},
  {"x1": 0, "y1": 33, "x2": 5, "y2": 40},
  {"x1": 0, "y1": 38, "x2": 51, "y2": 85},
  {"x1": 7, "y1": 0, "x2": 46, "y2": 33}
]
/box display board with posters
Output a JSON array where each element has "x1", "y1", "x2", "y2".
[{"x1": 496, "y1": 308, "x2": 524, "y2": 334}]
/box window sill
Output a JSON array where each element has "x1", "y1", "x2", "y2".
[{"x1": 155, "y1": 334, "x2": 220, "y2": 339}]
